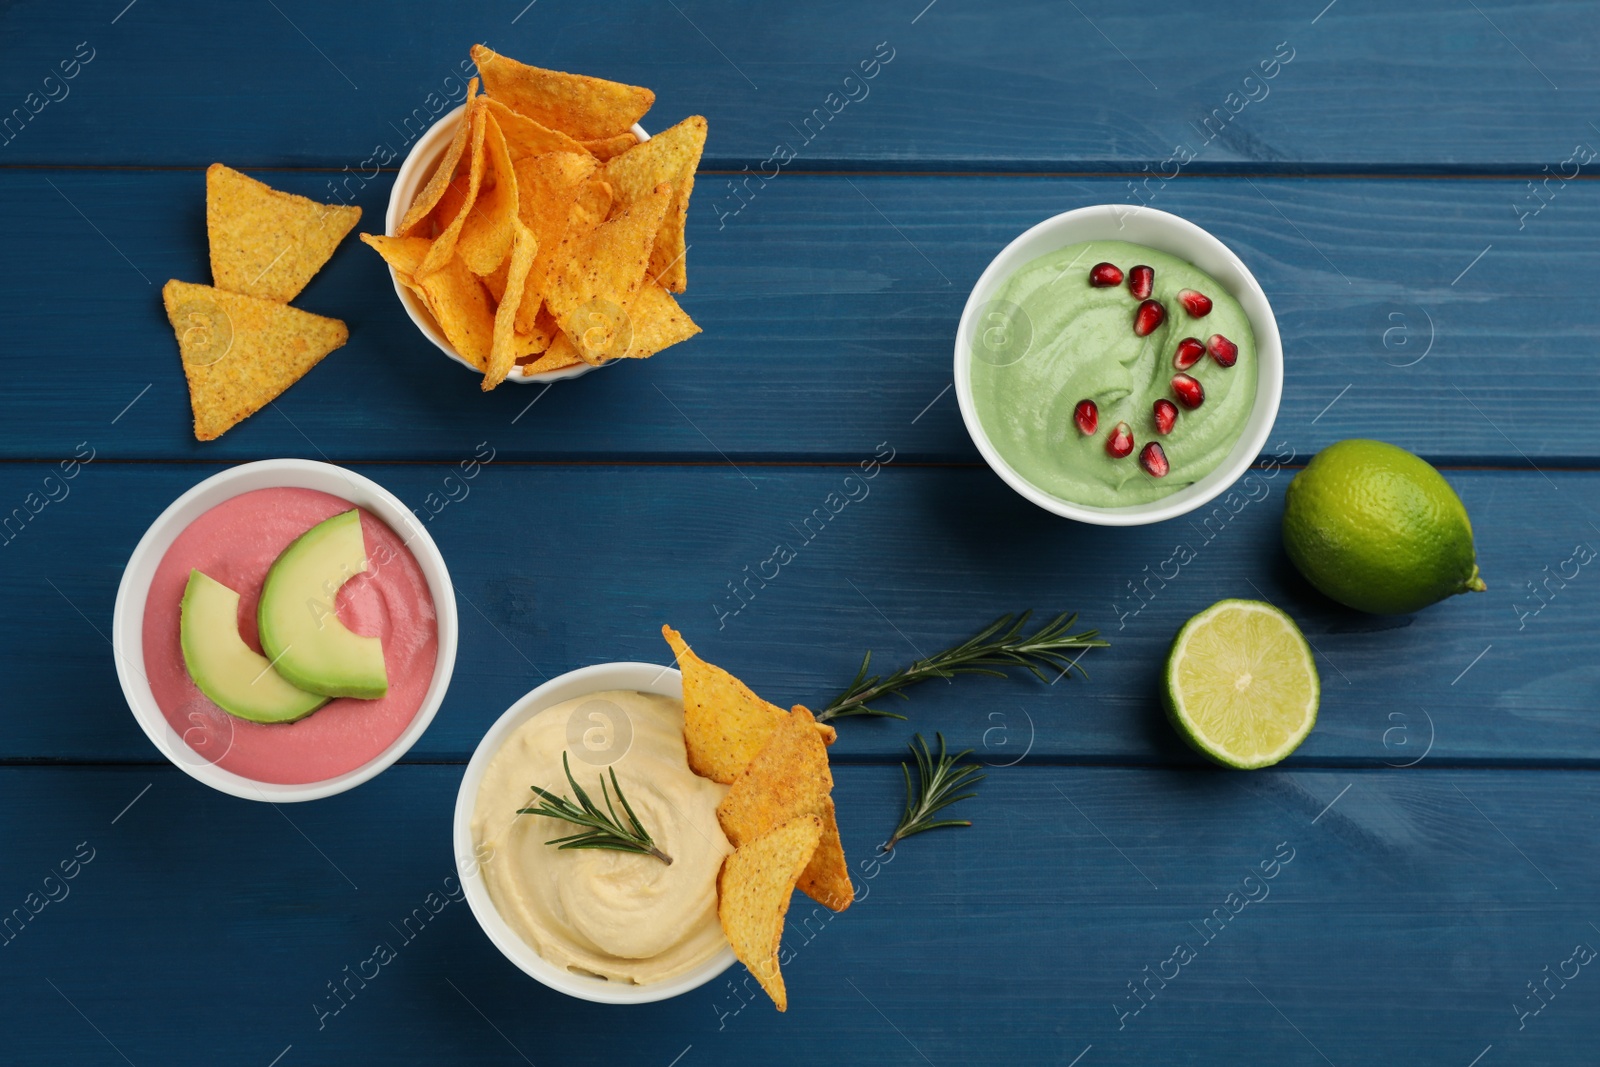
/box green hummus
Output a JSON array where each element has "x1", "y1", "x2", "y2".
[{"x1": 970, "y1": 240, "x2": 1256, "y2": 507}]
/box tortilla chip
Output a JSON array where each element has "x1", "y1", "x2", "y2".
[
  {"x1": 717, "y1": 814, "x2": 822, "y2": 1013},
  {"x1": 518, "y1": 304, "x2": 560, "y2": 356},
  {"x1": 416, "y1": 105, "x2": 489, "y2": 278},
  {"x1": 582, "y1": 132, "x2": 641, "y2": 160},
  {"x1": 416, "y1": 256, "x2": 495, "y2": 369},
  {"x1": 717, "y1": 707, "x2": 833, "y2": 845},
  {"x1": 662, "y1": 625, "x2": 788, "y2": 783},
  {"x1": 481, "y1": 97, "x2": 589, "y2": 160},
  {"x1": 716, "y1": 706, "x2": 853, "y2": 912},
  {"x1": 398, "y1": 80, "x2": 479, "y2": 236},
  {"x1": 511, "y1": 330, "x2": 551, "y2": 359},
  {"x1": 472, "y1": 44, "x2": 653, "y2": 141},
  {"x1": 359, "y1": 233, "x2": 432, "y2": 279},
  {"x1": 518, "y1": 333, "x2": 583, "y2": 376},
  {"x1": 799, "y1": 797, "x2": 852, "y2": 911},
  {"x1": 481, "y1": 256, "x2": 511, "y2": 303},
  {"x1": 602, "y1": 116, "x2": 705, "y2": 293},
  {"x1": 621, "y1": 282, "x2": 700, "y2": 359},
  {"x1": 162, "y1": 280, "x2": 348, "y2": 441},
  {"x1": 431, "y1": 174, "x2": 471, "y2": 239},
  {"x1": 359, "y1": 233, "x2": 433, "y2": 313},
  {"x1": 484, "y1": 219, "x2": 537, "y2": 391},
  {"x1": 545, "y1": 182, "x2": 671, "y2": 363},
  {"x1": 205, "y1": 164, "x2": 361, "y2": 304},
  {"x1": 510, "y1": 152, "x2": 599, "y2": 331},
  {"x1": 457, "y1": 111, "x2": 520, "y2": 276}
]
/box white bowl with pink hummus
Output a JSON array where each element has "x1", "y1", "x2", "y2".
[{"x1": 112, "y1": 459, "x2": 458, "y2": 802}]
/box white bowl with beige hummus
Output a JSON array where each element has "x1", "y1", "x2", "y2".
[{"x1": 454, "y1": 662, "x2": 736, "y2": 1003}]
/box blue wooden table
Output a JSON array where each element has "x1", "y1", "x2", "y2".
[{"x1": 4, "y1": 1, "x2": 1597, "y2": 1063}]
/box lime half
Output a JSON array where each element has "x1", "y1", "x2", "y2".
[{"x1": 1162, "y1": 599, "x2": 1320, "y2": 769}]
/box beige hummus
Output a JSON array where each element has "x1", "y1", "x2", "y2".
[{"x1": 471, "y1": 690, "x2": 732, "y2": 984}]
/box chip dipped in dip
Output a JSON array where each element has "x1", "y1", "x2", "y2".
[{"x1": 470, "y1": 690, "x2": 732, "y2": 984}]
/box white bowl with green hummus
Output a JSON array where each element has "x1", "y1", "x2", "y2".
[
  {"x1": 454, "y1": 662, "x2": 735, "y2": 1004},
  {"x1": 955, "y1": 205, "x2": 1283, "y2": 525}
]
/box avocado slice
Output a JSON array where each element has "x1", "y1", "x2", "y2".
[
  {"x1": 180, "y1": 570, "x2": 329, "y2": 723},
  {"x1": 257, "y1": 509, "x2": 388, "y2": 699}
]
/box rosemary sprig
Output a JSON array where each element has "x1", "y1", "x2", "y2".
[
  {"x1": 817, "y1": 610, "x2": 1109, "y2": 722},
  {"x1": 883, "y1": 733, "x2": 985, "y2": 852},
  {"x1": 517, "y1": 752, "x2": 671, "y2": 865}
]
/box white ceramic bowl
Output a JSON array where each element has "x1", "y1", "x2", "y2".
[
  {"x1": 954, "y1": 204, "x2": 1283, "y2": 526},
  {"x1": 385, "y1": 102, "x2": 649, "y2": 384},
  {"x1": 111, "y1": 459, "x2": 458, "y2": 802},
  {"x1": 454, "y1": 661, "x2": 735, "y2": 1004}
]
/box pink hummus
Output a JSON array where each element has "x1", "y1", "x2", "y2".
[{"x1": 141, "y1": 487, "x2": 438, "y2": 784}]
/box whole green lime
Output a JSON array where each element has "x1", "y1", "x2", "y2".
[{"x1": 1282, "y1": 439, "x2": 1486, "y2": 614}]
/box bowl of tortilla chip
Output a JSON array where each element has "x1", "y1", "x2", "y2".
[{"x1": 369, "y1": 47, "x2": 707, "y2": 391}]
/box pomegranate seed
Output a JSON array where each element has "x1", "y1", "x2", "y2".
[
  {"x1": 1105, "y1": 421, "x2": 1134, "y2": 458},
  {"x1": 1171, "y1": 372, "x2": 1205, "y2": 409},
  {"x1": 1140, "y1": 441, "x2": 1170, "y2": 477},
  {"x1": 1206, "y1": 333, "x2": 1238, "y2": 368},
  {"x1": 1173, "y1": 337, "x2": 1205, "y2": 370},
  {"x1": 1153, "y1": 398, "x2": 1177, "y2": 435},
  {"x1": 1133, "y1": 299, "x2": 1166, "y2": 337},
  {"x1": 1074, "y1": 399, "x2": 1099, "y2": 435},
  {"x1": 1089, "y1": 262, "x2": 1123, "y2": 288},
  {"x1": 1178, "y1": 289, "x2": 1213, "y2": 317},
  {"x1": 1128, "y1": 265, "x2": 1154, "y2": 300}
]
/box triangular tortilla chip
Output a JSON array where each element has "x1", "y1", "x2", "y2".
[
  {"x1": 582, "y1": 132, "x2": 641, "y2": 160},
  {"x1": 472, "y1": 44, "x2": 653, "y2": 141},
  {"x1": 481, "y1": 256, "x2": 511, "y2": 303},
  {"x1": 359, "y1": 233, "x2": 433, "y2": 308},
  {"x1": 511, "y1": 152, "x2": 599, "y2": 334},
  {"x1": 663, "y1": 624, "x2": 787, "y2": 783},
  {"x1": 162, "y1": 280, "x2": 348, "y2": 441},
  {"x1": 545, "y1": 182, "x2": 671, "y2": 363},
  {"x1": 359, "y1": 233, "x2": 431, "y2": 276},
  {"x1": 621, "y1": 283, "x2": 700, "y2": 359},
  {"x1": 800, "y1": 796, "x2": 852, "y2": 912},
  {"x1": 481, "y1": 97, "x2": 590, "y2": 160},
  {"x1": 717, "y1": 814, "x2": 822, "y2": 1013},
  {"x1": 398, "y1": 80, "x2": 479, "y2": 236},
  {"x1": 717, "y1": 706, "x2": 853, "y2": 912},
  {"x1": 518, "y1": 332, "x2": 583, "y2": 376},
  {"x1": 517, "y1": 305, "x2": 560, "y2": 357},
  {"x1": 484, "y1": 219, "x2": 537, "y2": 391},
  {"x1": 602, "y1": 116, "x2": 706, "y2": 293},
  {"x1": 415, "y1": 255, "x2": 495, "y2": 369},
  {"x1": 205, "y1": 164, "x2": 361, "y2": 303},
  {"x1": 416, "y1": 105, "x2": 489, "y2": 278},
  {"x1": 457, "y1": 111, "x2": 520, "y2": 276},
  {"x1": 431, "y1": 174, "x2": 472, "y2": 239}
]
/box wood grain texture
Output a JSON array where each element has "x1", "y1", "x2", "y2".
[
  {"x1": 2, "y1": 1, "x2": 1596, "y2": 1060},
  {"x1": 0, "y1": 171, "x2": 1596, "y2": 462},
  {"x1": 7, "y1": 463, "x2": 1593, "y2": 765},
  {"x1": 0, "y1": 0, "x2": 1592, "y2": 169},
  {"x1": 1, "y1": 765, "x2": 1593, "y2": 1065}
]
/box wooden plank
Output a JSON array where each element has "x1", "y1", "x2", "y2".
[
  {"x1": 7, "y1": 463, "x2": 1593, "y2": 765},
  {"x1": 0, "y1": 171, "x2": 1596, "y2": 462},
  {"x1": 0, "y1": 0, "x2": 1594, "y2": 169},
  {"x1": 1, "y1": 764, "x2": 1593, "y2": 1063}
]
